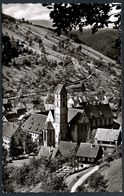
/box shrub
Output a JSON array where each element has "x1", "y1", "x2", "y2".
[
  {"x1": 52, "y1": 44, "x2": 57, "y2": 51},
  {"x1": 77, "y1": 185, "x2": 87, "y2": 192},
  {"x1": 88, "y1": 171, "x2": 107, "y2": 191},
  {"x1": 99, "y1": 162, "x2": 110, "y2": 169}
]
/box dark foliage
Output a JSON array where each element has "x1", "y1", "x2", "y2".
[
  {"x1": 2, "y1": 165, "x2": 14, "y2": 192},
  {"x1": 25, "y1": 134, "x2": 38, "y2": 154},
  {"x1": 2, "y1": 34, "x2": 24, "y2": 65},
  {"x1": 9, "y1": 136, "x2": 23, "y2": 158},
  {"x1": 43, "y1": 3, "x2": 121, "y2": 35},
  {"x1": 88, "y1": 171, "x2": 108, "y2": 191}
]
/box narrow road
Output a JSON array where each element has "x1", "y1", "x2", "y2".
[{"x1": 71, "y1": 165, "x2": 99, "y2": 192}]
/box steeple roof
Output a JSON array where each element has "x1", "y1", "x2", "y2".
[
  {"x1": 43, "y1": 121, "x2": 54, "y2": 130},
  {"x1": 55, "y1": 84, "x2": 66, "y2": 94}
]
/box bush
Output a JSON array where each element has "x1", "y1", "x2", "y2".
[
  {"x1": 77, "y1": 185, "x2": 87, "y2": 192},
  {"x1": 23, "y1": 59, "x2": 31, "y2": 66},
  {"x1": 99, "y1": 162, "x2": 110, "y2": 169},
  {"x1": 88, "y1": 171, "x2": 107, "y2": 191}
]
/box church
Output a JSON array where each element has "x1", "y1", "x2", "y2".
[
  {"x1": 21, "y1": 83, "x2": 113, "y2": 149},
  {"x1": 43, "y1": 84, "x2": 89, "y2": 147},
  {"x1": 21, "y1": 84, "x2": 90, "y2": 148}
]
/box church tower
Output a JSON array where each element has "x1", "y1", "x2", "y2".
[{"x1": 54, "y1": 84, "x2": 68, "y2": 146}]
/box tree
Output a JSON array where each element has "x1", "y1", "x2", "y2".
[
  {"x1": 43, "y1": 3, "x2": 121, "y2": 35},
  {"x1": 25, "y1": 133, "x2": 38, "y2": 154},
  {"x1": 42, "y1": 174, "x2": 69, "y2": 192},
  {"x1": 25, "y1": 134, "x2": 34, "y2": 154},
  {"x1": 10, "y1": 135, "x2": 20, "y2": 158},
  {"x1": 2, "y1": 34, "x2": 24, "y2": 65},
  {"x1": 2, "y1": 146, "x2": 8, "y2": 165},
  {"x1": 88, "y1": 171, "x2": 107, "y2": 191},
  {"x1": 45, "y1": 93, "x2": 54, "y2": 104}
]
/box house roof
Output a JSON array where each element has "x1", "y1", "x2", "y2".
[
  {"x1": 38, "y1": 146, "x2": 52, "y2": 158},
  {"x1": 68, "y1": 108, "x2": 84, "y2": 123},
  {"x1": 5, "y1": 112, "x2": 19, "y2": 120},
  {"x1": 58, "y1": 141, "x2": 77, "y2": 156},
  {"x1": 76, "y1": 143, "x2": 100, "y2": 158},
  {"x1": 55, "y1": 84, "x2": 66, "y2": 94},
  {"x1": 3, "y1": 122, "x2": 19, "y2": 138},
  {"x1": 84, "y1": 103, "x2": 113, "y2": 119},
  {"x1": 21, "y1": 113, "x2": 47, "y2": 134},
  {"x1": 95, "y1": 128, "x2": 120, "y2": 142}
]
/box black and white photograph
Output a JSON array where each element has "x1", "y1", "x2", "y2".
[{"x1": 1, "y1": 2, "x2": 122, "y2": 192}]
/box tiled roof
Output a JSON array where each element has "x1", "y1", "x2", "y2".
[
  {"x1": 58, "y1": 141, "x2": 77, "y2": 156},
  {"x1": 95, "y1": 128, "x2": 120, "y2": 142},
  {"x1": 21, "y1": 113, "x2": 47, "y2": 134},
  {"x1": 3, "y1": 122, "x2": 19, "y2": 138},
  {"x1": 84, "y1": 104, "x2": 113, "y2": 118},
  {"x1": 76, "y1": 143, "x2": 100, "y2": 158},
  {"x1": 38, "y1": 146, "x2": 52, "y2": 158}
]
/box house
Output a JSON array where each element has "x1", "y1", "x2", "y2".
[
  {"x1": 95, "y1": 128, "x2": 121, "y2": 153},
  {"x1": 21, "y1": 113, "x2": 56, "y2": 148},
  {"x1": 3, "y1": 99, "x2": 12, "y2": 112},
  {"x1": 21, "y1": 113, "x2": 47, "y2": 143},
  {"x1": 15, "y1": 102, "x2": 27, "y2": 116},
  {"x1": 2, "y1": 122, "x2": 23, "y2": 152},
  {"x1": 76, "y1": 143, "x2": 103, "y2": 163},
  {"x1": 83, "y1": 103, "x2": 113, "y2": 130}
]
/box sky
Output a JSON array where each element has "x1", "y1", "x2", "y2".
[
  {"x1": 2, "y1": 3, "x2": 121, "y2": 23},
  {"x1": 2, "y1": 4, "x2": 51, "y2": 20}
]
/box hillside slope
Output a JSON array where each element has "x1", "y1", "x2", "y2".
[
  {"x1": 70, "y1": 28, "x2": 120, "y2": 61},
  {"x1": 100, "y1": 158, "x2": 122, "y2": 192},
  {"x1": 2, "y1": 16, "x2": 121, "y2": 104}
]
